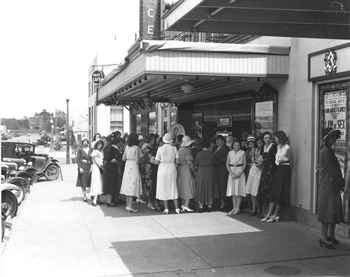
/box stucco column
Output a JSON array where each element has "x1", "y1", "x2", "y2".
[{"x1": 129, "y1": 109, "x2": 137, "y2": 134}]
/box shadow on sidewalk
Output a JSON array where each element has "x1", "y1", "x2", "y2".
[{"x1": 107, "y1": 214, "x2": 350, "y2": 276}]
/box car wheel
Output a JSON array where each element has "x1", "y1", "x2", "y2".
[
  {"x1": 45, "y1": 164, "x2": 60, "y2": 181},
  {"x1": 1, "y1": 191, "x2": 18, "y2": 218}
]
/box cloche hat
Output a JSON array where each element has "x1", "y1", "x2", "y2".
[
  {"x1": 323, "y1": 128, "x2": 341, "y2": 142},
  {"x1": 162, "y1": 133, "x2": 173, "y2": 144},
  {"x1": 181, "y1": 136, "x2": 194, "y2": 147}
]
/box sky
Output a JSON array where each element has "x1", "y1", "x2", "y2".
[{"x1": 0, "y1": 0, "x2": 142, "y2": 124}]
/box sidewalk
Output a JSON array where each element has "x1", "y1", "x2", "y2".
[{"x1": 1, "y1": 164, "x2": 350, "y2": 277}]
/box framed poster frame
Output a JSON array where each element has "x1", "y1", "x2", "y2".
[{"x1": 318, "y1": 81, "x2": 350, "y2": 222}]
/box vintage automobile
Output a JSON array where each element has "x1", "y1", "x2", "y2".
[{"x1": 1, "y1": 142, "x2": 61, "y2": 181}]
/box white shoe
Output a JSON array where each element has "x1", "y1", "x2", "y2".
[
  {"x1": 181, "y1": 206, "x2": 193, "y2": 212},
  {"x1": 126, "y1": 207, "x2": 138, "y2": 213},
  {"x1": 227, "y1": 209, "x2": 235, "y2": 216},
  {"x1": 163, "y1": 209, "x2": 169, "y2": 214},
  {"x1": 136, "y1": 198, "x2": 146, "y2": 204},
  {"x1": 175, "y1": 208, "x2": 181, "y2": 214},
  {"x1": 147, "y1": 202, "x2": 156, "y2": 210},
  {"x1": 261, "y1": 216, "x2": 270, "y2": 222}
]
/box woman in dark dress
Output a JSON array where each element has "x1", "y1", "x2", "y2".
[
  {"x1": 258, "y1": 132, "x2": 277, "y2": 219},
  {"x1": 103, "y1": 135, "x2": 123, "y2": 206},
  {"x1": 213, "y1": 135, "x2": 229, "y2": 210},
  {"x1": 263, "y1": 131, "x2": 292, "y2": 223},
  {"x1": 76, "y1": 138, "x2": 92, "y2": 201},
  {"x1": 148, "y1": 134, "x2": 159, "y2": 210},
  {"x1": 318, "y1": 129, "x2": 344, "y2": 249}
]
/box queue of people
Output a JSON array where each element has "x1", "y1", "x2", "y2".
[
  {"x1": 75, "y1": 127, "x2": 348, "y2": 250},
  {"x1": 75, "y1": 129, "x2": 292, "y2": 221}
]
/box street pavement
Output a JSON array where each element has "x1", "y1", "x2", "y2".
[{"x1": 1, "y1": 164, "x2": 350, "y2": 277}]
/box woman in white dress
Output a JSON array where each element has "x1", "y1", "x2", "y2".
[
  {"x1": 90, "y1": 140, "x2": 104, "y2": 206},
  {"x1": 154, "y1": 133, "x2": 180, "y2": 214},
  {"x1": 226, "y1": 141, "x2": 246, "y2": 215},
  {"x1": 246, "y1": 137, "x2": 264, "y2": 215},
  {"x1": 120, "y1": 134, "x2": 142, "y2": 213}
]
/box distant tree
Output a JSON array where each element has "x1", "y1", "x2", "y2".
[{"x1": 55, "y1": 110, "x2": 66, "y2": 129}]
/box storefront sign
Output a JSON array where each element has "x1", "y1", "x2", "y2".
[
  {"x1": 139, "y1": 0, "x2": 161, "y2": 40},
  {"x1": 324, "y1": 90, "x2": 347, "y2": 140},
  {"x1": 92, "y1": 70, "x2": 104, "y2": 84},
  {"x1": 218, "y1": 117, "x2": 232, "y2": 127}
]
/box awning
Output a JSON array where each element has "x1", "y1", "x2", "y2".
[
  {"x1": 98, "y1": 40, "x2": 289, "y2": 105},
  {"x1": 164, "y1": 0, "x2": 350, "y2": 39}
]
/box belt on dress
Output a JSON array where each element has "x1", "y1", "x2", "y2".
[
  {"x1": 278, "y1": 161, "x2": 290, "y2": 165},
  {"x1": 229, "y1": 163, "x2": 244, "y2": 167}
]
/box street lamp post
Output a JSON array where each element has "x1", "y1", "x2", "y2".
[
  {"x1": 50, "y1": 116, "x2": 54, "y2": 150},
  {"x1": 66, "y1": 99, "x2": 70, "y2": 164}
]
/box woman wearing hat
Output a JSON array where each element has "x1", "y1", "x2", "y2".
[
  {"x1": 76, "y1": 138, "x2": 92, "y2": 201},
  {"x1": 318, "y1": 128, "x2": 344, "y2": 249},
  {"x1": 102, "y1": 135, "x2": 123, "y2": 206},
  {"x1": 140, "y1": 143, "x2": 154, "y2": 209},
  {"x1": 120, "y1": 134, "x2": 143, "y2": 213},
  {"x1": 154, "y1": 133, "x2": 180, "y2": 214},
  {"x1": 177, "y1": 136, "x2": 195, "y2": 212},
  {"x1": 246, "y1": 136, "x2": 264, "y2": 215},
  {"x1": 90, "y1": 139, "x2": 104, "y2": 206}
]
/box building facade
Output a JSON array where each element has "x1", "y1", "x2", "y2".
[
  {"x1": 94, "y1": 0, "x2": 350, "y2": 233},
  {"x1": 88, "y1": 63, "x2": 130, "y2": 139},
  {"x1": 29, "y1": 109, "x2": 53, "y2": 132}
]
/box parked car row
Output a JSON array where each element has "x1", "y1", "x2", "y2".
[{"x1": 1, "y1": 141, "x2": 62, "y2": 241}]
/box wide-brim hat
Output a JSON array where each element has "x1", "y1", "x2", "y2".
[
  {"x1": 247, "y1": 136, "x2": 256, "y2": 142},
  {"x1": 181, "y1": 136, "x2": 194, "y2": 147},
  {"x1": 323, "y1": 128, "x2": 341, "y2": 141},
  {"x1": 162, "y1": 133, "x2": 173, "y2": 144}
]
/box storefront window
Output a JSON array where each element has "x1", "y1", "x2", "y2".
[
  {"x1": 318, "y1": 82, "x2": 350, "y2": 222},
  {"x1": 170, "y1": 105, "x2": 177, "y2": 127},
  {"x1": 149, "y1": 111, "x2": 157, "y2": 134},
  {"x1": 255, "y1": 101, "x2": 274, "y2": 137},
  {"x1": 136, "y1": 113, "x2": 141, "y2": 134},
  {"x1": 320, "y1": 89, "x2": 348, "y2": 176}
]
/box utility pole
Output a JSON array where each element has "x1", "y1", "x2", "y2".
[{"x1": 66, "y1": 99, "x2": 70, "y2": 164}]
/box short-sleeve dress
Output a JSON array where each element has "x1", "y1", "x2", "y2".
[
  {"x1": 177, "y1": 147, "x2": 195, "y2": 200},
  {"x1": 246, "y1": 148, "x2": 263, "y2": 197},
  {"x1": 226, "y1": 150, "x2": 246, "y2": 197},
  {"x1": 156, "y1": 144, "x2": 178, "y2": 201},
  {"x1": 120, "y1": 146, "x2": 142, "y2": 198},
  {"x1": 195, "y1": 149, "x2": 215, "y2": 205},
  {"x1": 90, "y1": 149, "x2": 104, "y2": 196}
]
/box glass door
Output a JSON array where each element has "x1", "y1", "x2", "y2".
[{"x1": 318, "y1": 82, "x2": 350, "y2": 223}]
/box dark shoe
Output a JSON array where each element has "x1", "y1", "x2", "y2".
[
  {"x1": 319, "y1": 239, "x2": 335, "y2": 249},
  {"x1": 327, "y1": 237, "x2": 340, "y2": 245}
]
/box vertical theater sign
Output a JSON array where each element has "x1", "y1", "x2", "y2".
[{"x1": 139, "y1": 0, "x2": 161, "y2": 40}]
